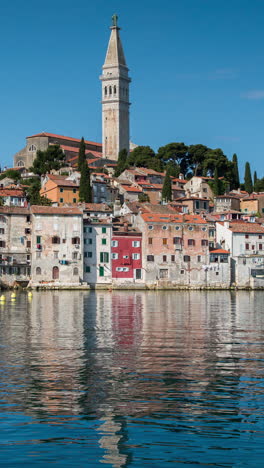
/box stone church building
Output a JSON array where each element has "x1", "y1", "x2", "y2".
[{"x1": 13, "y1": 16, "x2": 131, "y2": 169}]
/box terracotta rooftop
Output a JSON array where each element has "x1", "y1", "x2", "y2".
[
  {"x1": 222, "y1": 222, "x2": 264, "y2": 234},
  {"x1": 121, "y1": 185, "x2": 142, "y2": 192},
  {"x1": 0, "y1": 189, "x2": 26, "y2": 197},
  {"x1": 141, "y1": 213, "x2": 206, "y2": 224},
  {"x1": 83, "y1": 203, "x2": 112, "y2": 212},
  {"x1": 45, "y1": 175, "x2": 79, "y2": 188},
  {"x1": 27, "y1": 132, "x2": 102, "y2": 147},
  {"x1": 31, "y1": 206, "x2": 82, "y2": 215},
  {"x1": 210, "y1": 248, "x2": 230, "y2": 254},
  {"x1": 0, "y1": 206, "x2": 30, "y2": 214}
]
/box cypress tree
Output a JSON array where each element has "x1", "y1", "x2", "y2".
[
  {"x1": 244, "y1": 162, "x2": 253, "y2": 194},
  {"x1": 79, "y1": 162, "x2": 92, "y2": 202},
  {"x1": 162, "y1": 171, "x2": 172, "y2": 202},
  {"x1": 214, "y1": 167, "x2": 221, "y2": 196},
  {"x1": 232, "y1": 153, "x2": 240, "y2": 189},
  {"x1": 254, "y1": 171, "x2": 258, "y2": 191},
  {"x1": 114, "y1": 149, "x2": 128, "y2": 177},
  {"x1": 78, "y1": 137, "x2": 86, "y2": 172}
]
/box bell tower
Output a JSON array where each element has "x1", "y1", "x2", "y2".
[{"x1": 100, "y1": 15, "x2": 131, "y2": 160}]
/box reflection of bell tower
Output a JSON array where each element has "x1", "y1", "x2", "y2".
[{"x1": 100, "y1": 14, "x2": 131, "y2": 160}]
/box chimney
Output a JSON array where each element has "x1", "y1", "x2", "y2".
[
  {"x1": 179, "y1": 173, "x2": 184, "y2": 180},
  {"x1": 124, "y1": 222, "x2": 128, "y2": 232}
]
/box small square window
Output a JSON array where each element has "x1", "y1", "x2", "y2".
[{"x1": 102, "y1": 238, "x2": 107, "y2": 245}]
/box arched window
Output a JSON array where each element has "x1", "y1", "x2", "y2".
[
  {"x1": 104, "y1": 86, "x2": 107, "y2": 96},
  {"x1": 17, "y1": 160, "x2": 25, "y2": 167},
  {"x1": 36, "y1": 267, "x2": 41, "y2": 275},
  {"x1": 73, "y1": 267, "x2": 79, "y2": 276},
  {"x1": 114, "y1": 85, "x2": 116, "y2": 94},
  {"x1": 109, "y1": 86, "x2": 112, "y2": 95},
  {"x1": 28, "y1": 144, "x2": 37, "y2": 152},
  {"x1": 52, "y1": 236, "x2": 60, "y2": 244},
  {"x1": 52, "y1": 266, "x2": 59, "y2": 280}
]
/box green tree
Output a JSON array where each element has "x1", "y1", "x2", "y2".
[
  {"x1": 78, "y1": 137, "x2": 86, "y2": 171},
  {"x1": 213, "y1": 167, "x2": 221, "y2": 196},
  {"x1": 138, "y1": 192, "x2": 150, "y2": 203},
  {"x1": 188, "y1": 144, "x2": 209, "y2": 176},
  {"x1": 0, "y1": 169, "x2": 21, "y2": 182},
  {"x1": 161, "y1": 171, "x2": 172, "y2": 202},
  {"x1": 128, "y1": 146, "x2": 161, "y2": 171},
  {"x1": 25, "y1": 179, "x2": 52, "y2": 205},
  {"x1": 253, "y1": 170, "x2": 258, "y2": 191},
  {"x1": 254, "y1": 177, "x2": 264, "y2": 192},
  {"x1": 30, "y1": 145, "x2": 65, "y2": 175},
  {"x1": 79, "y1": 162, "x2": 92, "y2": 202},
  {"x1": 157, "y1": 142, "x2": 189, "y2": 175},
  {"x1": 232, "y1": 153, "x2": 240, "y2": 189},
  {"x1": 244, "y1": 162, "x2": 253, "y2": 194},
  {"x1": 114, "y1": 149, "x2": 129, "y2": 177}
]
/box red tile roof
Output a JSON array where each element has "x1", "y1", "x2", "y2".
[
  {"x1": 45, "y1": 175, "x2": 79, "y2": 188},
  {"x1": 141, "y1": 213, "x2": 206, "y2": 224},
  {"x1": 27, "y1": 132, "x2": 102, "y2": 147},
  {"x1": 121, "y1": 185, "x2": 142, "y2": 192},
  {"x1": 210, "y1": 249, "x2": 230, "y2": 254},
  {"x1": 31, "y1": 206, "x2": 82, "y2": 215},
  {"x1": 0, "y1": 206, "x2": 30, "y2": 214},
  {"x1": 226, "y1": 222, "x2": 264, "y2": 234},
  {"x1": 0, "y1": 189, "x2": 25, "y2": 197},
  {"x1": 83, "y1": 203, "x2": 112, "y2": 212}
]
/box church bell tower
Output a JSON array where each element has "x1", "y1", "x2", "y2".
[{"x1": 100, "y1": 15, "x2": 131, "y2": 160}]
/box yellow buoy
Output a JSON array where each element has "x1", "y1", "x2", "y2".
[
  {"x1": 28, "y1": 292, "x2": 33, "y2": 298},
  {"x1": 11, "y1": 293, "x2": 16, "y2": 298},
  {"x1": 0, "y1": 295, "x2": 6, "y2": 302}
]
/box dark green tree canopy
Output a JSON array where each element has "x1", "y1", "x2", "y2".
[
  {"x1": 128, "y1": 146, "x2": 161, "y2": 171},
  {"x1": 188, "y1": 144, "x2": 209, "y2": 176},
  {"x1": 114, "y1": 149, "x2": 129, "y2": 177},
  {"x1": 79, "y1": 163, "x2": 92, "y2": 203},
  {"x1": 0, "y1": 169, "x2": 21, "y2": 182},
  {"x1": 30, "y1": 145, "x2": 65, "y2": 176},
  {"x1": 157, "y1": 142, "x2": 189, "y2": 175},
  {"x1": 24, "y1": 179, "x2": 52, "y2": 205},
  {"x1": 232, "y1": 153, "x2": 240, "y2": 189},
  {"x1": 161, "y1": 171, "x2": 172, "y2": 202},
  {"x1": 78, "y1": 137, "x2": 86, "y2": 171},
  {"x1": 244, "y1": 162, "x2": 253, "y2": 194}
]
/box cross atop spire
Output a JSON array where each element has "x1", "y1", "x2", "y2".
[{"x1": 112, "y1": 14, "x2": 118, "y2": 28}]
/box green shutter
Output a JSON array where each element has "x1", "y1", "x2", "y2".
[
  {"x1": 102, "y1": 238, "x2": 107, "y2": 245},
  {"x1": 99, "y1": 266, "x2": 104, "y2": 276},
  {"x1": 102, "y1": 227, "x2": 106, "y2": 233},
  {"x1": 105, "y1": 252, "x2": 109, "y2": 263}
]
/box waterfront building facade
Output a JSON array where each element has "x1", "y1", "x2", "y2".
[{"x1": 111, "y1": 221, "x2": 142, "y2": 284}]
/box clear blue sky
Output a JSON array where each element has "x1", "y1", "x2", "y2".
[{"x1": 1, "y1": 0, "x2": 264, "y2": 179}]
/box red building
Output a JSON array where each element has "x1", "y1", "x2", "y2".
[{"x1": 112, "y1": 221, "x2": 142, "y2": 282}]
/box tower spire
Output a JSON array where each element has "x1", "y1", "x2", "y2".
[{"x1": 100, "y1": 16, "x2": 131, "y2": 160}]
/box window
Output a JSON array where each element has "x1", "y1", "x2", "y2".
[
  {"x1": 87, "y1": 252, "x2": 92, "y2": 258},
  {"x1": 201, "y1": 240, "x2": 208, "y2": 246},
  {"x1": 85, "y1": 266, "x2": 91, "y2": 273},
  {"x1": 29, "y1": 144, "x2": 37, "y2": 152},
  {"x1": 54, "y1": 251, "x2": 58, "y2": 259},
  {"x1": 201, "y1": 227, "x2": 207, "y2": 231},
  {"x1": 116, "y1": 267, "x2": 129, "y2": 272},
  {"x1": 72, "y1": 252, "x2": 78, "y2": 260},
  {"x1": 181, "y1": 269, "x2": 184, "y2": 274},
  {"x1": 26, "y1": 241, "x2": 31, "y2": 248},
  {"x1": 188, "y1": 239, "x2": 195, "y2": 246},
  {"x1": 184, "y1": 255, "x2": 190, "y2": 262},
  {"x1": 112, "y1": 240, "x2": 118, "y2": 247},
  {"x1": 245, "y1": 243, "x2": 249, "y2": 250},
  {"x1": 52, "y1": 236, "x2": 60, "y2": 244},
  {"x1": 60, "y1": 188, "x2": 64, "y2": 193},
  {"x1": 36, "y1": 236, "x2": 41, "y2": 244},
  {"x1": 175, "y1": 226, "x2": 180, "y2": 230},
  {"x1": 173, "y1": 237, "x2": 181, "y2": 244},
  {"x1": 89, "y1": 227, "x2": 92, "y2": 233},
  {"x1": 109, "y1": 86, "x2": 112, "y2": 95},
  {"x1": 132, "y1": 253, "x2": 140, "y2": 260},
  {"x1": 73, "y1": 188, "x2": 77, "y2": 194},
  {"x1": 259, "y1": 244, "x2": 263, "y2": 250},
  {"x1": 203, "y1": 188, "x2": 208, "y2": 193},
  {"x1": 197, "y1": 255, "x2": 201, "y2": 262},
  {"x1": 17, "y1": 160, "x2": 25, "y2": 167},
  {"x1": 114, "y1": 85, "x2": 117, "y2": 94},
  {"x1": 0, "y1": 216, "x2": 6, "y2": 223},
  {"x1": 60, "y1": 198, "x2": 63, "y2": 203},
  {"x1": 159, "y1": 269, "x2": 168, "y2": 279},
  {"x1": 259, "y1": 235, "x2": 263, "y2": 239},
  {"x1": 162, "y1": 238, "x2": 167, "y2": 245},
  {"x1": 148, "y1": 225, "x2": 153, "y2": 230},
  {"x1": 102, "y1": 238, "x2": 107, "y2": 245},
  {"x1": 104, "y1": 86, "x2": 107, "y2": 96},
  {"x1": 188, "y1": 226, "x2": 193, "y2": 231},
  {"x1": 112, "y1": 252, "x2": 118, "y2": 259},
  {"x1": 73, "y1": 198, "x2": 77, "y2": 203},
  {"x1": 36, "y1": 267, "x2": 41, "y2": 275},
  {"x1": 73, "y1": 267, "x2": 79, "y2": 276},
  {"x1": 36, "y1": 251, "x2": 41, "y2": 258},
  {"x1": 99, "y1": 266, "x2": 104, "y2": 277},
  {"x1": 132, "y1": 241, "x2": 140, "y2": 247},
  {"x1": 209, "y1": 229, "x2": 215, "y2": 237},
  {"x1": 245, "y1": 234, "x2": 249, "y2": 239},
  {"x1": 252, "y1": 245, "x2": 255, "y2": 250},
  {"x1": 148, "y1": 238, "x2": 153, "y2": 245},
  {"x1": 89, "y1": 239, "x2": 92, "y2": 244},
  {"x1": 163, "y1": 255, "x2": 167, "y2": 262},
  {"x1": 162, "y1": 225, "x2": 168, "y2": 230},
  {"x1": 102, "y1": 227, "x2": 106, "y2": 233},
  {"x1": 72, "y1": 237, "x2": 80, "y2": 245},
  {"x1": 171, "y1": 255, "x2": 175, "y2": 262},
  {"x1": 100, "y1": 252, "x2": 109, "y2": 263},
  {"x1": 0, "y1": 228, "x2": 4, "y2": 234},
  {"x1": 147, "y1": 255, "x2": 154, "y2": 262}
]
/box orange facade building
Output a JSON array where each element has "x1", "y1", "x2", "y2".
[{"x1": 40, "y1": 175, "x2": 79, "y2": 206}]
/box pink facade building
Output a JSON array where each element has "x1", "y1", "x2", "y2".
[{"x1": 111, "y1": 222, "x2": 142, "y2": 283}]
